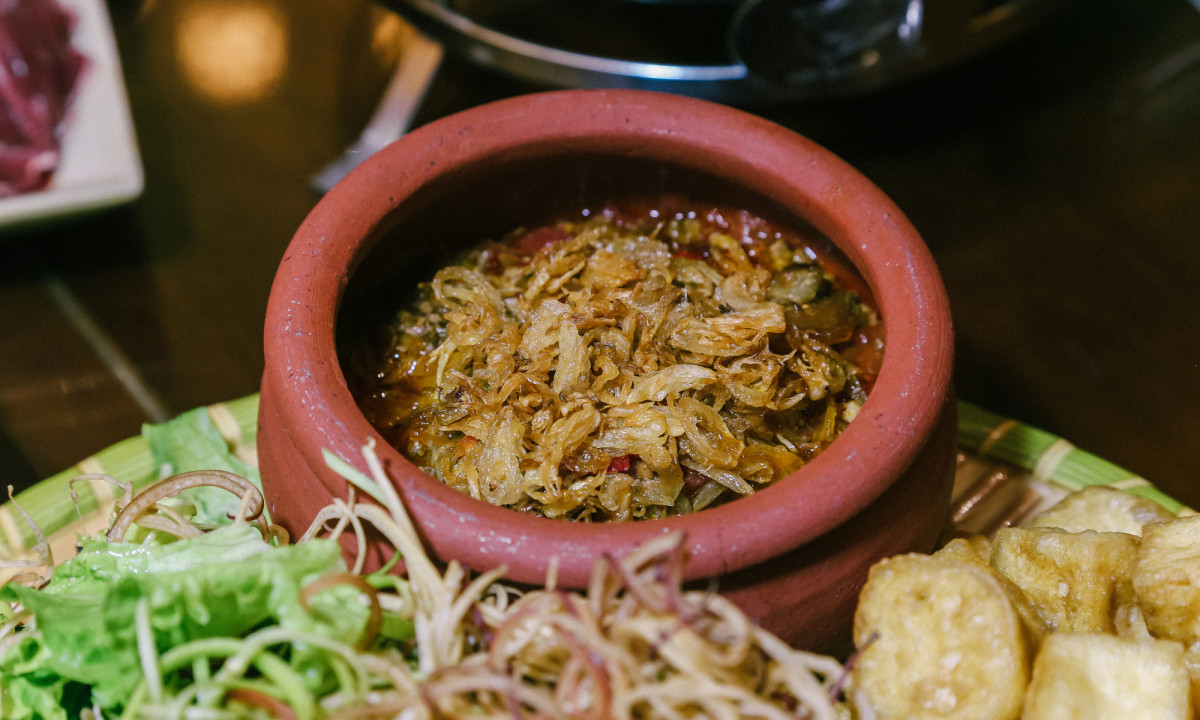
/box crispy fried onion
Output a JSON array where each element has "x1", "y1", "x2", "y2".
[{"x1": 358, "y1": 212, "x2": 875, "y2": 520}]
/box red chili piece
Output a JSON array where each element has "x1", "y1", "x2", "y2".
[{"x1": 606, "y1": 454, "x2": 633, "y2": 473}]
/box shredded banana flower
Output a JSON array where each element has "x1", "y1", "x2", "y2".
[
  {"x1": 354, "y1": 205, "x2": 882, "y2": 520},
  {"x1": 313, "y1": 442, "x2": 854, "y2": 720}
]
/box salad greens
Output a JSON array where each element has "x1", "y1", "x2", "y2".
[
  {"x1": 0, "y1": 410, "x2": 415, "y2": 720},
  {"x1": 142, "y1": 405, "x2": 261, "y2": 526}
]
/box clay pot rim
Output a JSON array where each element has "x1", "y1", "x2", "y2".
[{"x1": 263, "y1": 88, "x2": 953, "y2": 582}]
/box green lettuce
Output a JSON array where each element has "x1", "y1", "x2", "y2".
[
  {"x1": 142, "y1": 406, "x2": 260, "y2": 526},
  {"x1": 1, "y1": 404, "x2": 415, "y2": 718},
  {"x1": 0, "y1": 524, "x2": 399, "y2": 716}
]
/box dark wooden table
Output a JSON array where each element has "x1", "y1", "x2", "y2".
[{"x1": 3, "y1": 0, "x2": 1198, "y2": 508}]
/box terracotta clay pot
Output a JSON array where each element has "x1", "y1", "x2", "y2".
[{"x1": 258, "y1": 89, "x2": 957, "y2": 653}]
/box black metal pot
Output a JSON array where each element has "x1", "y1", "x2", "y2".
[{"x1": 383, "y1": 0, "x2": 1075, "y2": 103}]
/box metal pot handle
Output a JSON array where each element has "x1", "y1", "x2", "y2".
[{"x1": 729, "y1": 0, "x2": 924, "y2": 89}]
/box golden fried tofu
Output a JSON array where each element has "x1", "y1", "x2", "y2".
[
  {"x1": 990, "y1": 526, "x2": 1140, "y2": 635},
  {"x1": 933, "y1": 536, "x2": 989, "y2": 565},
  {"x1": 850, "y1": 554, "x2": 1030, "y2": 720},
  {"x1": 1184, "y1": 643, "x2": 1200, "y2": 717},
  {"x1": 1132, "y1": 513, "x2": 1200, "y2": 646},
  {"x1": 1022, "y1": 632, "x2": 1190, "y2": 720},
  {"x1": 935, "y1": 536, "x2": 1048, "y2": 645},
  {"x1": 1028, "y1": 486, "x2": 1174, "y2": 536}
]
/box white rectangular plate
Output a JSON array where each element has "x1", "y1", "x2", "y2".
[{"x1": 0, "y1": 0, "x2": 143, "y2": 232}]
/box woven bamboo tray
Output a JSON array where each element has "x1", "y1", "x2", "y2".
[
  {"x1": 0, "y1": 395, "x2": 1186, "y2": 579},
  {"x1": 0, "y1": 394, "x2": 258, "y2": 580}
]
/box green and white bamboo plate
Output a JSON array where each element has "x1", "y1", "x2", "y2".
[{"x1": 0, "y1": 395, "x2": 1188, "y2": 584}]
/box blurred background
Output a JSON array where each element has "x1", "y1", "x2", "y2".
[{"x1": 1, "y1": 0, "x2": 1198, "y2": 505}]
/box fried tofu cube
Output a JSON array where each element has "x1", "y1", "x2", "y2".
[
  {"x1": 990, "y1": 526, "x2": 1140, "y2": 635},
  {"x1": 1022, "y1": 632, "x2": 1190, "y2": 720},
  {"x1": 1132, "y1": 513, "x2": 1200, "y2": 645},
  {"x1": 851, "y1": 554, "x2": 1030, "y2": 720},
  {"x1": 936, "y1": 536, "x2": 1048, "y2": 645},
  {"x1": 933, "y1": 536, "x2": 989, "y2": 566},
  {"x1": 1028, "y1": 486, "x2": 1174, "y2": 536},
  {"x1": 1184, "y1": 644, "x2": 1200, "y2": 716}
]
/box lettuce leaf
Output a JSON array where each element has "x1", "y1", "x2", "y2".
[
  {"x1": 0, "y1": 633, "x2": 76, "y2": 720},
  {"x1": 1, "y1": 404, "x2": 417, "y2": 717},
  {"x1": 142, "y1": 406, "x2": 260, "y2": 525},
  {"x1": 0, "y1": 525, "x2": 370, "y2": 713}
]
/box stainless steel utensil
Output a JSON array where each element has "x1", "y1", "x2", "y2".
[{"x1": 311, "y1": 27, "x2": 443, "y2": 194}]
